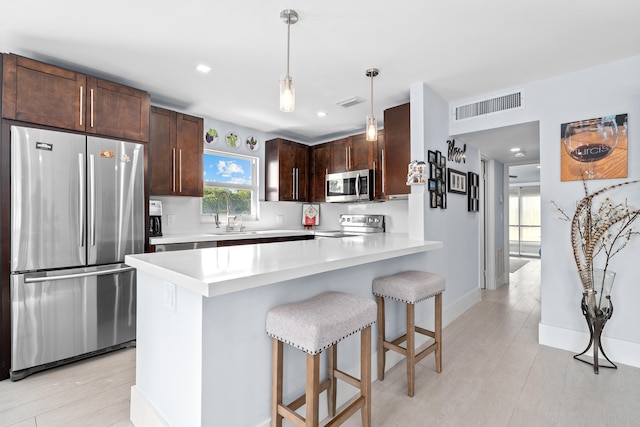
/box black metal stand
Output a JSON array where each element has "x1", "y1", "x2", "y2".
[{"x1": 573, "y1": 295, "x2": 617, "y2": 374}]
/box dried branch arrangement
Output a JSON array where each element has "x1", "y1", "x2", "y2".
[{"x1": 553, "y1": 180, "x2": 640, "y2": 313}]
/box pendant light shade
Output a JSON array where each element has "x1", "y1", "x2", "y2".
[
  {"x1": 280, "y1": 9, "x2": 298, "y2": 112},
  {"x1": 365, "y1": 68, "x2": 379, "y2": 141}
]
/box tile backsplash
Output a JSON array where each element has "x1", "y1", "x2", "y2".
[{"x1": 153, "y1": 197, "x2": 409, "y2": 235}]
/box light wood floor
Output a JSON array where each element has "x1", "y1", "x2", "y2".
[{"x1": 2, "y1": 259, "x2": 639, "y2": 426}]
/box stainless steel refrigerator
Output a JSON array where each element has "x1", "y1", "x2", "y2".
[{"x1": 10, "y1": 125, "x2": 144, "y2": 380}]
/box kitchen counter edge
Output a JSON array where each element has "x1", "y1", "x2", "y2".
[{"x1": 127, "y1": 234, "x2": 442, "y2": 298}]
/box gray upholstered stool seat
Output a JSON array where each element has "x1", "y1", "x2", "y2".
[
  {"x1": 266, "y1": 291, "x2": 376, "y2": 427},
  {"x1": 373, "y1": 270, "x2": 445, "y2": 397},
  {"x1": 266, "y1": 291, "x2": 376, "y2": 354},
  {"x1": 373, "y1": 270, "x2": 446, "y2": 303}
]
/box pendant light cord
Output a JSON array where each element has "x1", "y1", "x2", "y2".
[
  {"x1": 286, "y1": 14, "x2": 291, "y2": 77},
  {"x1": 370, "y1": 73, "x2": 374, "y2": 116}
]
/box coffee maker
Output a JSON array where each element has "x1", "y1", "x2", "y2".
[{"x1": 149, "y1": 200, "x2": 163, "y2": 237}]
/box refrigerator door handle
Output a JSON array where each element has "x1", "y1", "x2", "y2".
[
  {"x1": 24, "y1": 266, "x2": 135, "y2": 284},
  {"x1": 89, "y1": 154, "x2": 96, "y2": 247},
  {"x1": 78, "y1": 153, "x2": 85, "y2": 247}
]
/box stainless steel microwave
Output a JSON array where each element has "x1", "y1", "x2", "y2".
[{"x1": 326, "y1": 169, "x2": 373, "y2": 202}]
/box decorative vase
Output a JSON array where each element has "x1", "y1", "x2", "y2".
[{"x1": 574, "y1": 269, "x2": 617, "y2": 374}]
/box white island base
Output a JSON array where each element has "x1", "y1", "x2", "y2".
[{"x1": 126, "y1": 235, "x2": 442, "y2": 427}]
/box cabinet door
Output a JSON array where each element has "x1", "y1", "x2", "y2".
[
  {"x1": 278, "y1": 140, "x2": 297, "y2": 201},
  {"x1": 149, "y1": 107, "x2": 177, "y2": 195},
  {"x1": 86, "y1": 77, "x2": 150, "y2": 142},
  {"x1": 330, "y1": 138, "x2": 349, "y2": 172},
  {"x1": 310, "y1": 144, "x2": 330, "y2": 202},
  {"x1": 349, "y1": 134, "x2": 373, "y2": 171},
  {"x1": 383, "y1": 103, "x2": 411, "y2": 197},
  {"x1": 176, "y1": 113, "x2": 203, "y2": 197},
  {"x1": 295, "y1": 143, "x2": 309, "y2": 201},
  {"x1": 2, "y1": 54, "x2": 85, "y2": 131}
]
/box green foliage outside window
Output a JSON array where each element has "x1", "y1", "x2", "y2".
[{"x1": 202, "y1": 187, "x2": 252, "y2": 216}]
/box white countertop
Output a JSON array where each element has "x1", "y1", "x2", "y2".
[
  {"x1": 127, "y1": 233, "x2": 442, "y2": 297},
  {"x1": 149, "y1": 229, "x2": 312, "y2": 245}
]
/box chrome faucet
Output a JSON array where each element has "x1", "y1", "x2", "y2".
[{"x1": 215, "y1": 193, "x2": 237, "y2": 231}]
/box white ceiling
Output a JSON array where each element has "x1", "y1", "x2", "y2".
[{"x1": 3, "y1": 1, "x2": 640, "y2": 159}]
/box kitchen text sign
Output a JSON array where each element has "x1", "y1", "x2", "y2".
[{"x1": 447, "y1": 139, "x2": 466, "y2": 164}]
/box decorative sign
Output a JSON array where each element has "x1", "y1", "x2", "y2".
[
  {"x1": 447, "y1": 139, "x2": 466, "y2": 164},
  {"x1": 302, "y1": 204, "x2": 320, "y2": 226}
]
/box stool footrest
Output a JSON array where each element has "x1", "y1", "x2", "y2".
[
  {"x1": 415, "y1": 342, "x2": 438, "y2": 364},
  {"x1": 285, "y1": 378, "x2": 331, "y2": 412},
  {"x1": 277, "y1": 404, "x2": 305, "y2": 427},
  {"x1": 415, "y1": 326, "x2": 435, "y2": 339},
  {"x1": 333, "y1": 369, "x2": 361, "y2": 389},
  {"x1": 384, "y1": 339, "x2": 407, "y2": 356},
  {"x1": 325, "y1": 396, "x2": 365, "y2": 427}
]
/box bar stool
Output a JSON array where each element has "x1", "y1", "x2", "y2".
[
  {"x1": 373, "y1": 270, "x2": 445, "y2": 397},
  {"x1": 266, "y1": 291, "x2": 376, "y2": 427}
]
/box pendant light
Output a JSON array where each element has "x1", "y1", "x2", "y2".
[
  {"x1": 365, "y1": 68, "x2": 379, "y2": 141},
  {"x1": 280, "y1": 9, "x2": 298, "y2": 112}
]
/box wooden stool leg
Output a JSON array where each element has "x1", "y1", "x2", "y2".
[
  {"x1": 306, "y1": 353, "x2": 320, "y2": 427},
  {"x1": 376, "y1": 296, "x2": 386, "y2": 381},
  {"x1": 406, "y1": 303, "x2": 416, "y2": 397},
  {"x1": 328, "y1": 344, "x2": 337, "y2": 417},
  {"x1": 361, "y1": 325, "x2": 372, "y2": 427},
  {"x1": 435, "y1": 293, "x2": 443, "y2": 373},
  {"x1": 271, "y1": 339, "x2": 283, "y2": 427}
]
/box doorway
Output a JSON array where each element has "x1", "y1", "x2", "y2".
[{"x1": 508, "y1": 165, "x2": 541, "y2": 259}]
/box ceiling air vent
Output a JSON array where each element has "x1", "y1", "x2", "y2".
[
  {"x1": 453, "y1": 90, "x2": 524, "y2": 121},
  {"x1": 334, "y1": 96, "x2": 364, "y2": 108}
]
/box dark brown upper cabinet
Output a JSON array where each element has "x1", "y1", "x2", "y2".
[
  {"x1": 2, "y1": 54, "x2": 149, "y2": 142},
  {"x1": 265, "y1": 138, "x2": 309, "y2": 202},
  {"x1": 382, "y1": 103, "x2": 410, "y2": 198},
  {"x1": 149, "y1": 106, "x2": 203, "y2": 197}
]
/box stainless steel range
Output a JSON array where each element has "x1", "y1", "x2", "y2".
[{"x1": 314, "y1": 214, "x2": 385, "y2": 238}]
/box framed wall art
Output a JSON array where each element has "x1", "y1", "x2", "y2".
[
  {"x1": 560, "y1": 113, "x2": 628, "y2": 181},
  {"x1": 467, "y1": 171, "x2": 480, "y2": 212},
  {"x1": 447, "y1": 168, "x2": 467, "y2": 194}
]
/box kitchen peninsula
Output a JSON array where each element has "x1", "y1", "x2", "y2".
[{"x1": 125, "y1": 234, "x2": 442, "y2": 427}]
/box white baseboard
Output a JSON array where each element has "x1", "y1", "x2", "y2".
[
  {"x1": 539, "y1": 323, "x2": 640, "y2": 369},
  {"x1": 130, "y1": 386, "x2": 170, "y2": 427}
]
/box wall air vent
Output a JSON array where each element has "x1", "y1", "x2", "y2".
[
  {"x1": 334, "y1": 96, "x2": 364, "y2": 108},
  {"x1": 453, "y1": 90, "x2": 524, "y2": 121}
]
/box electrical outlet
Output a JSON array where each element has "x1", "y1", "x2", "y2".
[
  {"x1": 276, "y1": 215, "x2": 284, "y2": 224},
  {"x1": 167, "y1": 214, "x2": 176, "y2": 225},
  {"x1": 163, "y1": 282, "x2": 176, "y2": 313}
]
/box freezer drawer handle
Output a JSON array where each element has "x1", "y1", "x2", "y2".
[{"x1": 24, "y1": 266, "x2": 136, "y2": 283}]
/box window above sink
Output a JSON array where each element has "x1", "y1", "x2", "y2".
[{"x1": 201, "y1": 150, "x2": 259, "y2": 222}]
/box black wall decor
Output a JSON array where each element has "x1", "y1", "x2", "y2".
[
  {"x1": 447, "y1": 139, "x2": 467, "y2": 163},
  {"x1": 467, "y1": 171, "x2": 480, "y2": 212},
  {"x1": 428, "y1": 150, "x2": 446, "y2": 209}
]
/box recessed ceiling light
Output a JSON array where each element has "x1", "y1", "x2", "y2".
[
  {"x1": 514, "y1": 152, "x2": 526, "y2": 158},
  {"x1": 316, "y1": 111, "x2": 328, "y2": 117},
  {"x1": 196, "y1": 64, "x2": 212, "y2": 74},
  {"x1": 510, "y1": 147, "x2": 521, "y2": 152}
]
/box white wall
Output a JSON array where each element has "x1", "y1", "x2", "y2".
[
  {"x1": 449, "y1": 55, "x2": 640, "y2": 367},
  {"x1": 410, "y1": 82, "x2": 482, "y2": 310}
]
